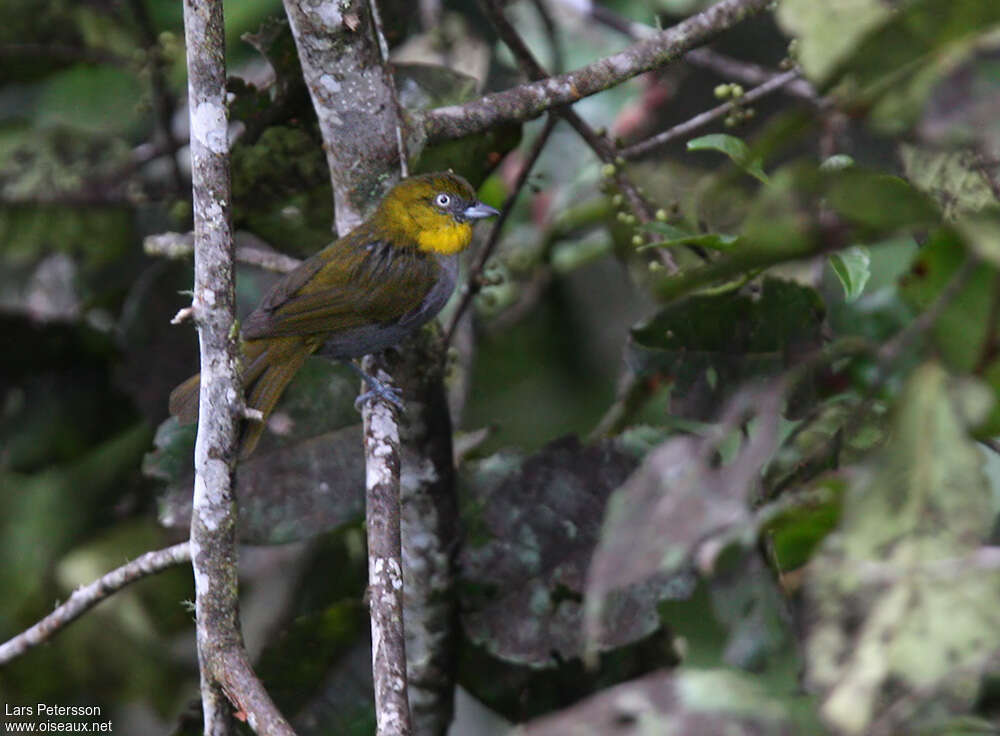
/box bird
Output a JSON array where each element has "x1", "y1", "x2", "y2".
[{"x1": 169, "y1": 171, "x2": 499, "y2": 457}]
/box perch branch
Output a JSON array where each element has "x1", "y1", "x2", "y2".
[
  {"x1": 282, "y1": 2, "x2": 413, "y2": 733},
  {"x1": 362, "y1": 358, "x2": 413, "y2": 736}
]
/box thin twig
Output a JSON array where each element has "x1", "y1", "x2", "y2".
[
  {"x1": 685, "y1": 48, "x2": 819, "y2": 103},
  {"x1": 369, "y1": 0, "x2": 409, "y2": 178},
  {"x1": 619, "y1": 69, "x2": 802, "y2": 159},
  {"x1": 477, "y1": 0, "x2": 677, "y2": 270},
  {"x1": 877, "y1": 257, "x2": 979, "y2": 366},
  {"x1": 422, "y1": 0, "x2": 773, "y2": 143},
  {"x1": 529, "y1": 0, "x2": 564, "y2": 73},
  {"x1": 767, "y1": 258, "x2": 980, "y2": 501},
  {"x1": 444, "y1": 115, "x2": 559, "y2": 346},
  {"x1": 128, "y1": 0, "x2": 186, "y2": 196},
  {"x1": 182, "y1": 0, "x2": 293, "y2": 732},
  {"x1": 144, "y1": 230, "x2": 303, "y2": 273},
  {"x1": 0, "y1": 543, "x2": 190, "y2": 665}
]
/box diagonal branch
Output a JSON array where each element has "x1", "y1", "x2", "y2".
[
  {"x1": 477, "y1": 0, "x2": 675, "y2": 268},
  {"x1": 0, "y1": 543, "x2": 191, "y2": 665},
  {"x1": 421, "y1": 0, "x2": 772, "y2": 144},
  {"x1": 619, "y1": 69, "x2": 802, "y2": 159},
  {"x1": 550, "y1": 0, "x2": 818, "y2": 103},
  {"x1": 444, "y1": 114, "x2": 559, "y2": 346}
]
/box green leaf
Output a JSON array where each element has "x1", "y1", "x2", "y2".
[
  {"x1": 828, "y1": 246, "x2": 871, "y2": 302},
  {"x1": 898, "y1": 230, "x2": 994, "y2": 365},
  {"x1": 641, "y1": 222, "x2": 742, "y2": 251},
  {"x1": 826, "y1": 171, "x2": 941, "y2": 232},
  {"x1": 631, "y1": 278, "x2": 825, "y2": 420},
  {"x1": 764, "y1": 477, "x2": 846, "y2": 572},
  {"x1": 776, "y1": 0, "x2": 894, "y2": 84},
  {"x1": 803, "y1": 363, "x2": 1000, "y2": 735},
  {"x1": 35, "y1": 65, "x2": 143, "y2": 135},
  {"x1": 899, "y1": 230, "x2": 1000, "y2": 434},
  {"x1": 687, "y1": 134, "x2": 769, "y2": 183}
]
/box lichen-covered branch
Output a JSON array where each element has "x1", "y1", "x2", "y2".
[
  {"x1": 392, "y1": 332, "x2": 461, "y2": 736},
  {"x1": 422, "y1": 0, "x2": 772, "y2": 144},
  {"x1": 281, "y1": 2, "x2": 413, "y2": 733},
  {"x1": 0, "y1": 543, "x2": 190, "y2": 665},
  {"x1": 548, "y1": 0, "x2": 818, "y2": 103},
  {"x1": 182, "y1": 1, "x2": 294, "y2": 733},
  {"x1": 282, "y1": 0, "x2": 403, "y2": 230}
]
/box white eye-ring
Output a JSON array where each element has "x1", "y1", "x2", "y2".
[{"x1": 435, "y1": 193, "x2": 451, "y2": 207}]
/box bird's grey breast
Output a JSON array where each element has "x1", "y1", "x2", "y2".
[{"x1": 317, "y1": 253, "x2": 459, "y2": 359}]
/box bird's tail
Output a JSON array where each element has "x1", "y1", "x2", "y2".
[{"x1": 167, "y1": 337, "x2": 310, "y2": 458}]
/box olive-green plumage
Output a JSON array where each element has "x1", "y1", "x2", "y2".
[{"x1": 169, "y1": 172, "x2": 498, "y2": 457}]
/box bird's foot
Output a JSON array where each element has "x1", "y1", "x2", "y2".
[{"x1": 346, "y1": 361, "x2": 405, "y2": 412}]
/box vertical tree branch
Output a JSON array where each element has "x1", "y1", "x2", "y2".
[
  {"x1": 282, "y1": 2, "x2": 414, "y2": 733},
  {"x1": 282, "y1": 0, "x2": 403, "y2": 230},
  {"x1": 182, "y1": 1, "x2": 294, "y2": 733},
  {"x1": 394, "y1": 331, "x2": 461, "y2": 736},
  {"x1": 363, "y1": 358, "x2": 413, "y2": 736}
]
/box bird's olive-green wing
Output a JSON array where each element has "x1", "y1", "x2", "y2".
[{"x1": 242, "y1": 236, "x2": 439, "y2": 340}]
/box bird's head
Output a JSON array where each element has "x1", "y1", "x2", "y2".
[{"x1": 375, "y1": 172, "x2": 500, "y2": 255}]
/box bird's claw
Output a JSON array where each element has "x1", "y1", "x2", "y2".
[
  {"x1": 353, "y1": 379, "x2": 404, "y2": 412},
  {"x1": 345, "y1": 359, "x2": 405, "y2": 412}
]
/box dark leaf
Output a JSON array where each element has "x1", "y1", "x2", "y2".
[{"x1": 458, "y1": 435, "x2": 683, "y2": 667}]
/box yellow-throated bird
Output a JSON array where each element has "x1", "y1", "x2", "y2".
[{"x1": 169, "y1": 172, "x2": 499, "y2": 457}]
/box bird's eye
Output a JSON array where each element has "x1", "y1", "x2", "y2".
[{"x1": 434, "y1": 193, "x2": 451, "y2": 207}]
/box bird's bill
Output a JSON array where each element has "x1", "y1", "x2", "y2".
[{"x1": 463, "y1": 202, "x2": 501, "y2": 220}]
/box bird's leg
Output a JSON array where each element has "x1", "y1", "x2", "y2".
[{"x1": 344, "y1": 359, "x2": 405, "y2": 411}]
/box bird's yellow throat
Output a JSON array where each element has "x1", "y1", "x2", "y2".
[{"x1": 417, "y1": 221, "x2": 473, "y2": 255}]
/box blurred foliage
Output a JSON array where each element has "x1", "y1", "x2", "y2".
[{"x1": 4, "y1": 0, "x2": 1000, "y2": 733}]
